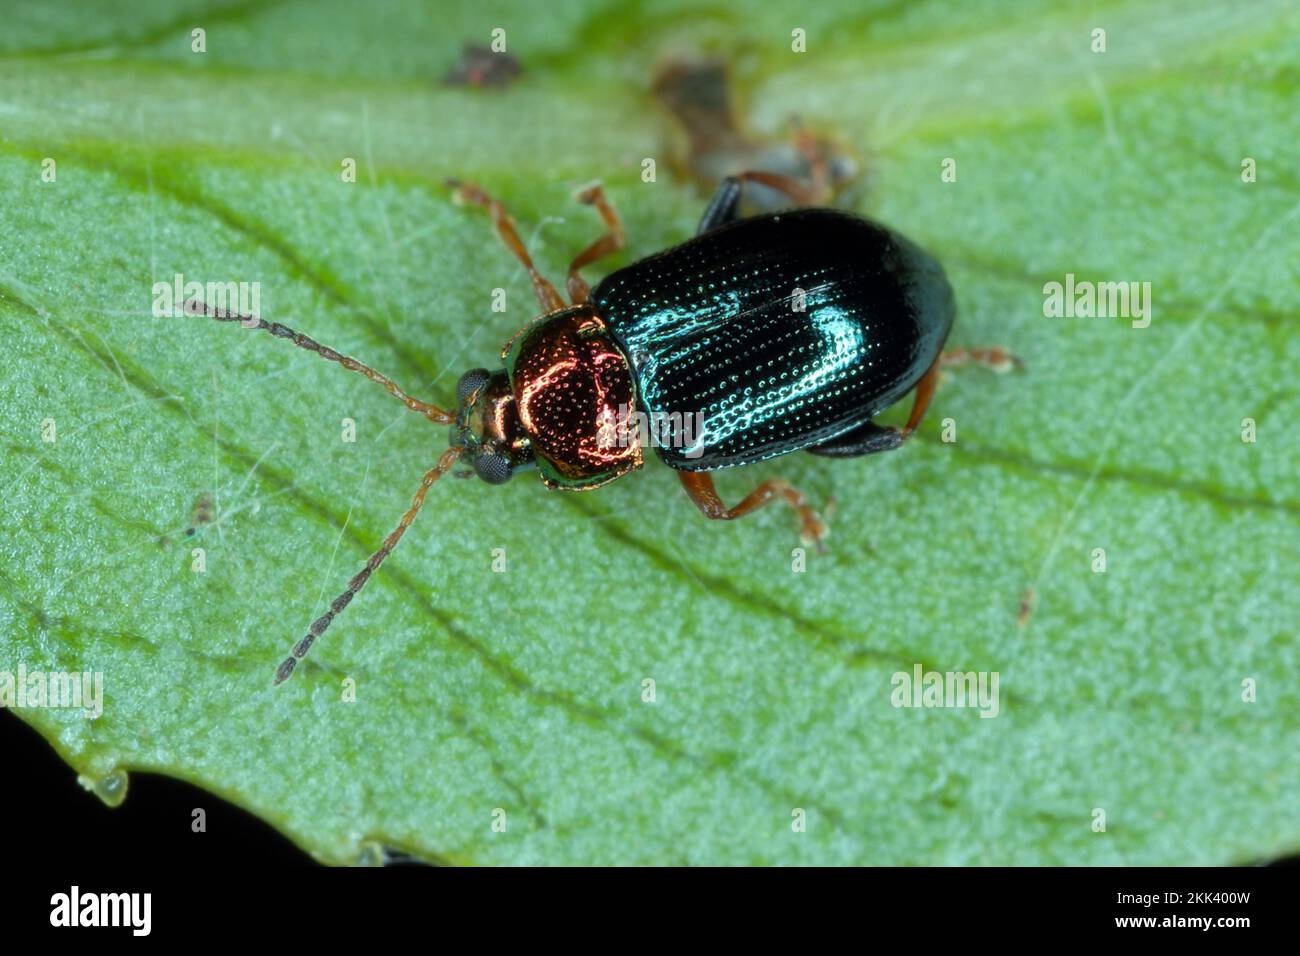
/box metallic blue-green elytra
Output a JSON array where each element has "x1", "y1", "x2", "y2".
[{"x1": 590, "y1": 208, "x2": 955, "y2": 471}]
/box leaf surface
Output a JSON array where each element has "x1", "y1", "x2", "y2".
[{"x1": 2, "y1": 0, "x2": 1297, "y2": 864}]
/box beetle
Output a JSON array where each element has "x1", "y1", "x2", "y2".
[{"x1": 188, "y1": 170, "x2": 1013, "y2": 684}]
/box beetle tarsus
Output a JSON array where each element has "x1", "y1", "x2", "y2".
[
  {"x1": 940, "y1": 346, "x2": 1022, "y2": 374},
  {"x1": 445, "y1": 178, "x2": 567, "y2": 313},
  {"x1": 677, "y1": 471, "x2": 829, "y2": 553},
  {"x1": 566, "y1": 182, "x2": 626, "y2": 305}
]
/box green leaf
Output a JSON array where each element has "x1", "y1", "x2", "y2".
[{"x1": 3, "y1": 0, "x2": 1297, "y2": 865}]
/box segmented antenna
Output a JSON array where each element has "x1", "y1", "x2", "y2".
[
  {"x1": 183, "y1": 299, "x2": 455, "y2": 423},
  {"x1": 274, "y1": 445, "x2": 464, "y2": 684},
  {"x1": 184, "y1": 298, "x2": 464, "y2": 682}
]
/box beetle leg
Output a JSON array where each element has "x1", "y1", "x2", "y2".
[
  {"x1": 696, "y1": 178, "x2": 743, "y2": 233},
  {"x1": 790, "y1": 117, "x2": 833, "y2": 204},
  {"x1": 814, "y1": 348, "x2": 1017, "y2": 453},
  {"x1": 697, "y1": 171, "x2": 820, "y2": 234},
  {"x1": 940, "y1": 345, "x2": 1022, "y2": 374},
  {"x1": 898, "y1": 359, "x2": 941, "y2": 438},
  {"x1": 806, "y1": 420, "x2": 904, "y2": 458},
  {"x1": 809, "y1": 348, "x2": 1019, "y2": 458},
  {"x1": 446, "y1": 179, "x2": 567, "y2": 313},
  {"x1": 565, "y1": 183, "x2": 626, "y2": 305},
  {"x1": 678, "y1": 470, "x2": 828, "y2": 553},
  {"x1": 806, "y1": 359, "x2": 941, "y2": 457}
]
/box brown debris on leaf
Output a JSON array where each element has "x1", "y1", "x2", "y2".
[
  {"x1": 443, "y1": 43, "x2": 522, "y2": 89},
  {"x1": 652, "y1": 56, "x2": 861, "y2": 211},
  {"x1": 185, "y1": 492, "x2": 214, "y2": 537}
]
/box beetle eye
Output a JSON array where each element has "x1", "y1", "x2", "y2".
[
  {"x1": 456, "y1": 368, "x2": 491, "y2": 404},
  {"x1": 472, "y1": 453, "x2": 513, "y2": 485}
]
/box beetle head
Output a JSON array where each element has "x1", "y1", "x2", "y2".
[{"x1": 450, "y1": 367, "x2": 534, "y2": 484}]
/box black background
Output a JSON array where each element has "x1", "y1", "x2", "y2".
[
  {"x1": 3, "y1": 709, "x2": 313, "y2": 866},
  {"x1": 7, "y1": 706, "x2": 1300, "y2": 945},
  {"x1": 5, "y1": 707, "x2": 1298, "y2": 869}
]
